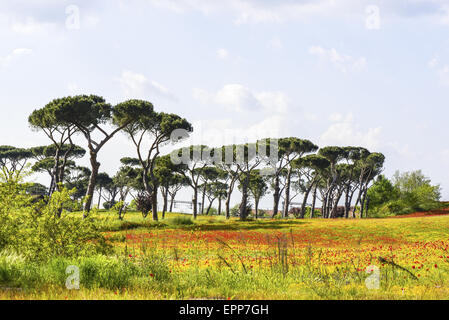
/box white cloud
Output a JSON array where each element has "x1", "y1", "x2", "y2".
[
  {"x1": 67, "y1": 82, "x2": 80, "y2": 94},
  {"x1": 303, "y1": 112, "x2": 318, "y2": 121},
  {"x1": 0, "y1": 48, "x2": 32, "y2": 68},
  {"x1": 428, "y1": 56, "x2": 449, "y2": 86},
  {"x1": 440, "y1": 5, "x2": 449, "y2": 25},
  {"x1": 319, "y1": 113, "x2": 382, "y2": 150},
  {"x1": 117, "y1": 70, "x2": 176, "y2": 100},
  {"x1": 193, "y1": 84, "x2": 289, "y2": 113},
  {"x1": 309, "y1": 46, "x2": 367, "y2": 73},
  {"x1": 143, "y1": 0, "x2": 449, "y2": 25},
  {"x1": 268, "y1": 36, "x2": 283, "y2": 50},
  {"x1": 184, "y1": 114, "x2": 288, "y2": 148},
  {"x1": 255, "y1": 91, "x2": 289, "y2": 114},
  {"x1": 428, "y1": 57, "x2": 439, "y2": 68},
  {"x1": 442, "y1": 149, "x2": 449, "y2": 162},
  {"x1": 145, "y1": 0, "x2": 340, "y2": 24},
  {"x1": 11, "y1": 17, "x2": 55, "y2": 35},
  {"x1": 216, "y1": 48, "x2": 229, "y2": 60}
]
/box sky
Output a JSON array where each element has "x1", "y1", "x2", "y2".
[{"x1": 1, "y1": 0, "x2": 449, "y2": 210}]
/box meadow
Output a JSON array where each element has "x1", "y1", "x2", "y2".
[{"x1": 1, "y1": 209, "x2": 449, "y2": 300}]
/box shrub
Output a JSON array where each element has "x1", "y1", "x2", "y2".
[
  {"x1": 169, "y1": 216, "x2": 194, "y2": 226},
  {"x1": 0, "y1": 182, "x2": 31, "y2": 251},
  {"x1": 103, "y1": 201, "x2": 117, "y2": 210},
  {"x1": 135, "y1": 191, "x2": 152, "y2": 218},
  {"x1": 368, "y1": 171, "x2": 442, "y2": 216},
  {"x1": 230, "y1": 204, "x2": 240, "y2": 217},
  {"x1": 112, "y1": 200, "x2": 127, "y2": 220},
  {"x1": 0, "y1": 183, "x2": 111, "y2": 262},
  {"x1": 208, "y1": 207, "x2": 218, "y2": 215},
  {"x1": 258, "y1": 209, "x2": 267, "y2": 217}
]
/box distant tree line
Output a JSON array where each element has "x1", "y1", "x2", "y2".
[{"x1": 0, "y1": 95, "x2": 391, "y2": 221}]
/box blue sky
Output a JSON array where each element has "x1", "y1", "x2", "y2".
[{"x1": 1, "y1": 0, "x2": 449, "y2": 208}]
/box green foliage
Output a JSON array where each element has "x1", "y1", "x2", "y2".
[
  {"x1": 0, "y1": 182, "x2": 29, "y2": 251},
  {"x1": 368, "y1": 171, "x2": 442, "y2": 216},
  {"x1": 169, "y1": 216, "x2": 194, "y2": 226},
  {"x1": 0, "y1": 182, "x2": 110, "y2": 261},
  {"x1": 230, "y1": 204, "x2": 240, "y2": 217},
  {"x1": 112, "y1": 200, "x2": 128, "y2": 221},
  {"x1": 367, "y1": 175, "x2": 399, "y2": 208},
  {"x1": 208, "y1": 207, "x2": 218, "y2": 215},
  {"x1": 103, "y1": 201, "x2": 116, "y2": 210},
  {"x1": 0, "y1": 146, "x2": 33, "y2": 182},
  {"x1": 135, "y1": 192, "x2": 152, "y2": 218}
]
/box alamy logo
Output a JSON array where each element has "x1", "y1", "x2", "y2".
[
  {"x1": 169, "y1": 129, "x2": 279, "y2": 175},
  {"x1": 66, "y1": 265, "x2": 80, "y2": 290}
]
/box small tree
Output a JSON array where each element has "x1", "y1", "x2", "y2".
[
  {"x1": 173, "y1": 145, "x2": 211, "y2": 219},
  {"x1": 198, "y1": 166, "x2": 220, "y2": 214},
  {"x1": 234, "y1": 143, "x2": 263, "y2": 220},
  {"x1": 95, "y1": 173, "x2": 112, "y2": 209},
  {"x1": 30, "y1": 144, "x2": 85, "y2": 194},
  {"x1": 292, "y1": 154, "x2": 330, "y2": 218},
  {"x1": 202, "y1": 181, "x2": 228, "y2": 215},
  {"x1": 247, "y1": 170, "x2": 269, "y2": 219},
  {"x1": 28, "y1": 106, "x2": 78, "y2": 195},
  {"x1": 167, "y1": 174, "x2": 190, "y2": 213},
  {"x1": 113, "y1": 166, "x2": 138, "y2": 219},
  {"x1": 154, "y1": 155, "x2": 182, "y2": 219},
  {"x1": 32, "y1": 95, "x2": 151, "y2": 214},
  {"x1": 64, "y1": 166, "x2": 91, "y2": 201},
  {"x1": 0, "y1": 146, "x2": 33, "y2": 183},
  {"x1": 122, "y1": 100, "x2": 193, "y2": 221}
]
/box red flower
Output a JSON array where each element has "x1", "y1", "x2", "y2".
[
  {"x1": 150, "y1": 273, "x2": 155, "y2": 277},
  {"x1": 435, "y1": 264, "x2": 438, "y2": 268}
]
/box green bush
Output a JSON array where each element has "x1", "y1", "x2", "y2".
[
  {"x1": 368, "y1": 171, "x2": 442, "y2": 216},
  {"x1": 103, "y1": 201, "x2": 117, "y2": 210},
  {"x1": 230, "y1": 204, "x2": 240, "y2": 217},
  {"x1": 169, "y1": 216, "x2": 194, "y2": 226},
  {"x1": 0, "y1": 182, "x2": 111, "y2": 262},
  {"x1": 0, "y1": 182, "x2": 32, "y2": 251},
  {"x1": 208, "y1": 207, "x2": 218, "y2": 215}
]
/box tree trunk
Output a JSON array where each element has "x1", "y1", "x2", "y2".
[
  {"x1": 201, "y1": 184, "x2": 207, "y2": 214},
  {"x1": 344, "y1": 184, "x2": 351, "y2": 219},
  {"x1": 300, "y1": 184, "x2": 313, "y2": 219},
  {"x1": 192, "y1": 187, "x2": 198, "y2": 219},
  {"x1": 272, "y1": 175, "x2": 280, "y2": 218},
  {"x1": 353, "y1": 185, "x2": 364, "y2": 218},
  {"x1": 97, "y1": 187, "x2": 102, "y2": 208},
  {"x1": 169, "y1": 193, "x2": 175, "y2": 212},
  {"x1": 218, "y1": 197, "x2": 222, "y2": 215},
  {"x1": 50, "y1": 147, "x2": 60, "y2": 196},
  {"x1": 311, "y1": 185, "x2": 317, "y2": 218},
  {"x1": 255, "y1": 198, "x2": 259, "y2": 219},
  {"x1": 48, "y1": 173, "x2": 55, "y2": 197},
  {"x1": 282, "y1": 167, "x2": 292, "y2": 218},
  {"x1": 225, "y1": 178, "x2": 236, "y2": 220},
  {"x1": 83, "y1": 152, "x2": 100, "y2": 215},
  {"x1": 162, "y1": 188, "x2": 168, "y2": 219},
  {"x1": 322, "y1": 193, "x2": 329, "y2": 219},
  {"x1": 239, "y1": 174, "x2": 250, "y2": 220},
  {"x1": 329, "y1": 190, "x2": 343, "y2": 219},
  {"x1": 206, "y1": 199, "x2": 215, "y2": 215},
  {"x1": 361, "y1": 187, "x2": 368, "y2": 218},
  {"x1": 151, "y1": 188, "x2": 158, "y2": 221}
]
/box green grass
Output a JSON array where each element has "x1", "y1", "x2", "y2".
[{"x1": 2, "y1": 210, "x2": 449, "y2": 300}]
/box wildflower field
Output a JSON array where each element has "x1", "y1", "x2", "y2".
[{"x1": 1, "y1": 209, "x2": 449, "y2": 300}]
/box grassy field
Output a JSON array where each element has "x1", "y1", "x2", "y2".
[{"x1": 1, "y1": 210, "x2": 449, "y2": 300}]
